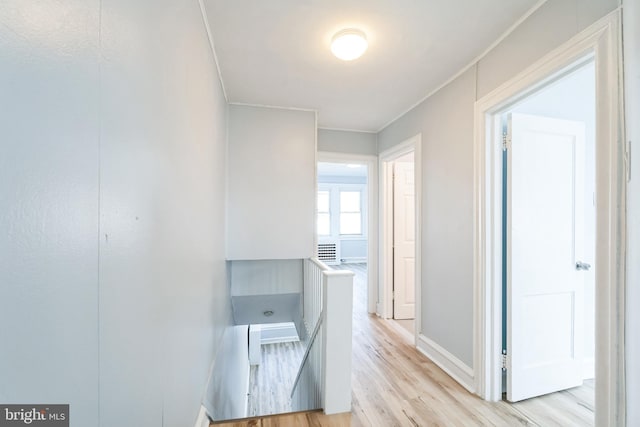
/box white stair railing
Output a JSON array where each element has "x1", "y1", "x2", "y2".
[
  {"x1": 290, "y1": 311, "x2": 323, "y2": 412},
  {"x1": 291, "y1": 258, "x2": 354, "y2": 415},
  {"x1": 303, "y1": 257, "x2": 326, "y2": 333}
]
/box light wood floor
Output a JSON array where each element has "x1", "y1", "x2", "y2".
[
  {"x1": 214, "y1": 263, "x2": 594, "y2": 426},
  {"x1": 247, "y1": 341, "x2": 305, "y2": 417}
]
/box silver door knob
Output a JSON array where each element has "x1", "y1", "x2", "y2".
[{"x1": 576, "y1": 261, "x2": 591, "y2": 271}]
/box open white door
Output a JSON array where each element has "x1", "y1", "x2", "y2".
[
  {"x1": 507, "y1": 113, "x2": 587, "y2": 402},
  {"x1": 393, "y1": 156, "x2": 415, "y2": 320}
]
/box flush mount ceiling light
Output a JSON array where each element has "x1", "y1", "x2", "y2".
[{"x1": 331, "y1": 29, "x2": 368, "y2": 61}]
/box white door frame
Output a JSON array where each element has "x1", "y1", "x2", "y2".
[
  {"x1": 318, "y1": 151, "x2": 378, "y2": 314},
  {"x1": 379, "y1": 135, "x2": 422, "y2": 337},
  {"x1": 473, "y1": 11, "x2": 626, "y2": 426}
]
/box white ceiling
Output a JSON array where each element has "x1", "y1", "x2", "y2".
[{"x1": 204, "y1": 0, "x2": 540, "y2": 132}]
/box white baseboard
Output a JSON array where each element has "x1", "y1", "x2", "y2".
[
  {"x1": 195, "y1": 405, "x2": 210, "y2": 427},
  {"x1": 417, "y1": 334, "x2": 475, "y2": 393},
  {"x1": 260, "y1": 322, "x2": 300, "y2": 344}
]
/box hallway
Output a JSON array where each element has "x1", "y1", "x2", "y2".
[{"x1": 1, "y1": 2, "x2": 634, "y2": 424}]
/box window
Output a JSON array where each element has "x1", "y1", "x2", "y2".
[
  {"x1": 317, "y1": 190, "x2": 330, "y2": 236},
  {"x1": 339, "y1": 190, "x2": 362, "y2": 235},
  {"x1": 316, "y1": 186, "x2": 366, "y2": 238}
]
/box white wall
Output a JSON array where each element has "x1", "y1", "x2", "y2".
[
  {"x1": 205, "y1": 326, "x2": 250, "y2": 421},
  {"x1": 230, "y1": 259, "x2": 303, "y2": 296},
  {"x1": 377, "y1": 0, "x2": 618, "y2": 369},
  {"x1": 318, "y1": 129, "x2": 377, "y2": 155},
  {"x1": 623, "y1": 0, "x2": 640, "y2": 424},
  {"x1": 0, "y1": 1, "x2": 231, "y2": 426},
  {"x1": 227, "y1": 105, "x2": 316, "y2": 260},
  {"x1": 0, "y1": 2, "x2": 100, "y2": 423},
  {"x1": 99, "y1": 1, "x2": 231, "y2": 425},
  {"x1": 476, "y1": 0, "x2": 618, "y2": 99},
  {"x1": 380, "y1": 67, "x2": 477, "y2": 366}
]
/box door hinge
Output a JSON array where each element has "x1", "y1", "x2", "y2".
[
  {"x1": 501, "y1": 350, "x2": 507, "y2": 371},
  {"x1": 502, "y1": 132, "x2": 509, "y2": 151}
]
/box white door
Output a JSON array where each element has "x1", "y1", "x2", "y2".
[
  {"x1": 507, "y1": 113, "x2": 588, "y2": 402},
  {"x1": 393, "y1": 156, "x2": 415, "y2": 320}
]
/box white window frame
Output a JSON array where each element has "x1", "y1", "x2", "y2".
[
  {"x1": 338, "y1": 187, "x2": 365, "y2": 237},
  {"x1": 317, "y1": 183, "x2": 368, "y2": 241},
  {"x1": 316, "y1": 189, "x2": 331, "y2": 236}
]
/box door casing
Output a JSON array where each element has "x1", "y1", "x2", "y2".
[
  {"x1": 473, "y1": 11, "x2": 626, "y2": 426},
  {"x1": 379, "y1": 135, "x2": 422, "y2": 341}
]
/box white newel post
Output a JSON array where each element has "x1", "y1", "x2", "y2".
[{"x1": 321, "y1": 270, "x2": 354, "y2": 414}]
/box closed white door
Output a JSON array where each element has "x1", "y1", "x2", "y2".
[
  {"x1": 393, "y1": 156, "x2": 415, "y2": 320},
  {"x1": 507, "y1": 113, "x2": 588, "y2": 402}
]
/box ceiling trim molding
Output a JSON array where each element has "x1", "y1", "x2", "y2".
[
  {"x1": 375, "y1": 0, "x2": 550, "y2": 133},
  {"x1": 318, "y1": 126, "x2": 377, "y2": 134},
  {"x1": 198, "y1": 0, "x2": 229, "y2": 102},
  {"x1": 229, "y1": 101, "x2": 318, "y2": 113}
]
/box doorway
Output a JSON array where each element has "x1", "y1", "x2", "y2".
[
  {"x1": 317, "y1": 161, "x2": 368, "y2": 266},
  {"x1": 473, "y1": 14, "x2": 626, "y2": 426},
  {"x1": 380, "y1": 135, "x2": 421, "y2": 341},
  {"x1": 500, "y1": 62, "x2": 596, "y2": 412},
  {"x1": 316, "y1": 152, "x2": 377, "y2": 314},
  {"x1": 391, "y1": 152, "x2": 415, "y2": 323}
]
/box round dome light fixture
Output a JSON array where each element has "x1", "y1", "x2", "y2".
[{"x1": 331, "y1": 29, "x2": 368, "y2": 61}]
